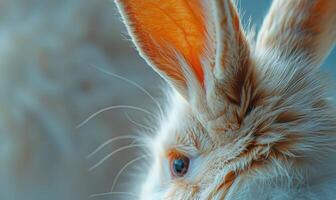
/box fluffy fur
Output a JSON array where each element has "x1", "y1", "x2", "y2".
[{"x1": 115, "y1": 0, "x2": 336, "y2": 199}]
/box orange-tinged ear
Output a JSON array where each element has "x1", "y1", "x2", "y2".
[
  {"x1": 116, "y1": 0, "x2": 252, "y2": 112},
  {"x1": 115, "y1": 0, "x2": 212, "y2": 95}
]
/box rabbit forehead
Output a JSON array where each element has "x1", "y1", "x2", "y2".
[{"x1": 156, "y1": 91, "x2": 211, "y2": 156}]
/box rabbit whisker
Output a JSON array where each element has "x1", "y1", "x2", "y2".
[
  {"x1": 76, "y1": 105, "x2": 154, "y2": 129},
  {"x1": 124, "y1": 112, "x2": 154, "y2": 132},
  {"x1": 88, "y1": 144, "x2": 145, "y2": 171},
  {"x1": 86, "y1": 135, "x2": 138, "y2": 159},
  {"x1": 89, "y1": 191, "x2": 138, "y2": 199},
  {"x1": 90, "y1": 64, "x2": 163, "y2": 116},
  {"x1": 110, "y1": 155, "x2": 148, "y2": 192}
]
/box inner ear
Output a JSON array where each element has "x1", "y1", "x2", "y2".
[
  {"x1": 116, "y1": 0, "x2": 255, "y2": 118},
  {"x1": 115, "y1": 0, "x2": 214, "y2": 98},
  {"x1": 221, "y1": 51, "x2": 255, "y2": 106},
  {"x1": 203, "y1": 0, "x2": 255, "y2": 115}
]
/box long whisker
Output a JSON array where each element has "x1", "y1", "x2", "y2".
[
  {"x1": 76, "y1": 105, "x2": 154, "y2": 128},
  {"x1": 124, "y1": 112, "x2": 154, "y2": 132},
  {"x1": 90, "y1": 65, "x2": 163, "y2": 116},
  {"x1": 89, "y1": 191, "x2": 139, "y2": 199},
  {"x1": 88, "y1": 144, "x2": 145, "y2": 171},
  {"x1": 111, "y1": 155, "x2": 147, "y2": 192},
  {"x1": 86, "y1": 135, "x2": 138, "y2": 159}
]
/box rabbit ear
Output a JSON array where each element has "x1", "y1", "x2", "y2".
[
  {"x1": 212, "y1": 0, "x2": 250, "y2": 81},
  {"x1": 257, "y1": 0, "x2": 336, "y2": 65},
  {"x1": 208, "y1": 0, "x2": 253, "y2": 109},
  {"x1": 115, "y1": 0, "x2": 211, "y2": 97},
  {"x1": 115, "y1": 0, "x2": 250, "y2": 101}
]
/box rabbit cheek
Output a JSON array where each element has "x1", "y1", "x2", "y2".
[{"x1": 140, "y1": 164, "x2": 165, "y2": 200}]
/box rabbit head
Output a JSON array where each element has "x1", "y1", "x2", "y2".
[{"x1": 115, "y1": 0, "x2": 336, "y2": 199}]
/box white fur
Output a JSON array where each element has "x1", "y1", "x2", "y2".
[{"x1": 115, "y1": 0, "x2": 336, "y2": 199}]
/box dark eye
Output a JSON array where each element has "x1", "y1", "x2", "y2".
[{"x1": 170, "y1": 156, "x2": 190, "y2": 177}]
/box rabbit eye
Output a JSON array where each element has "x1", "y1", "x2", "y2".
[{"x1": 170, "y1": 156, "x2": 189, "y2": 177}]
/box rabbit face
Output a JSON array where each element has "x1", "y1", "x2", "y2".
[
  {"x1": 140, "y1": 65, "x2": 334, "y2": 200},
  {"x1": 115, "y1": 0, "x2": 336, "y2": 199},
  {"x1": 140, "y1": 91, "x2": 257, "y2": 199}
]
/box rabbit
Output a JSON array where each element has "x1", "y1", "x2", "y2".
[{"x1": 115, "y1": 0, "x2": 336, "y2": 199}]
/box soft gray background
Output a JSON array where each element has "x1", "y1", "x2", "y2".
[{"x1": 0, "y1": 1, "x2": 334, "y2": 200}]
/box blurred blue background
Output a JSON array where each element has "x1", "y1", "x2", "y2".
[{"x1": 0, "y1": 1, "x2": 334, "y2": 200}]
